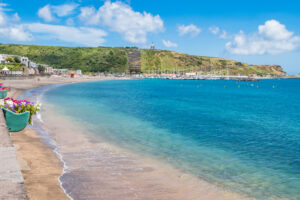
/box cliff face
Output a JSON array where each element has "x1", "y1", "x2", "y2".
[{"x1": 0, "y1": 44, "x2": 286, "y2": 75}]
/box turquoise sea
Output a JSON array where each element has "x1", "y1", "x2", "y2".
[{"x1": 30, "y1": 79, "x2": 300, "y2": 200}]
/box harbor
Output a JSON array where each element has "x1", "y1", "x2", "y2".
[{"x1": 142, "y1": 74, "x2": 259, "y2": 81}]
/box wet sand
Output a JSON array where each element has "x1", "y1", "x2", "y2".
[
  {"x1": 5, "y1": 76, "x2": 129, "y2": 200},
  {"x1": 5, "y1": 76, "x2": 253, "y2": 200},
  {"x1": 10, "y1": 128, "x2": 68, "y2": 200},
  {"x1": 9, "y1": 92, "x2": 68, "y2": 200},
  {"x1": 40, "y1": 97, "x2": 253, "y2": 200}
]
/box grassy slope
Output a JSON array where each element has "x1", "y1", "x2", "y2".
[
  {"x1": 0, "y1": 44, "x2": 129, "y2": 73},
  {"x1": 0, "y1": 44, "x2": 286, "y2": 75},
  {"x1": 141, "y1": 50, "x2": 286, "y2": 75}
]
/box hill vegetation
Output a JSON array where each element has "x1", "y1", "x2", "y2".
[
  {"x1": 0, "y1": 44, "x2": 286, "y2": 75},
  {"x1": 0, "y1": 44, "x2": 128, "y2": 73},
  {"x1": 141, "y1": 50, "x2": 286, "y2": 75}
]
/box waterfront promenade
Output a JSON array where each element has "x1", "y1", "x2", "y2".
[{"x1": 0, "y1": 111, "x2": 27, "y2": 199}]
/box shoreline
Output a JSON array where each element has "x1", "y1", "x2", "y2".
[
  {"x1": 5, "y1": 77, "x2": 252, "y2": 200},
  {"x1": 4, "y1": 76, "x2": 131, "y2": 200},
  {"x1": 9, "y1": 90, "x2": 69, "y2": 200},
  {"x1": 40, "y1": 102, "x2": 252, "y2": 200}
]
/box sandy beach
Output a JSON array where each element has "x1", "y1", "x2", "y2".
[
  {"x1": 4, "y1": 76, "x2": 131, "y2": 200},
  {"x1": 3, "y1": 76, "x2": 252, "y2": 200}
]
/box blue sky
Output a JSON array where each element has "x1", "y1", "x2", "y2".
[{"x1": 1, "y1": 0, "x2": 300, "y2": 74}]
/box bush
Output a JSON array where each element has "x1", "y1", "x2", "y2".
[
  {"x1": 5, "y1": 57, "x2": 14, "y2": 62},
  {"x1": 14, "y1": 57, "x2": 21, "y2": 63},
  {"x1": 235, "y1": 62, "x2": 243, "y2": 66},
  {"x1": 220, "y1": 60, "x2": 227, "y2": 67}
]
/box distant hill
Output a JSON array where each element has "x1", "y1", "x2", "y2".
[{"x1": 0, "y1": 44, "x2": 286, "y2": 75}]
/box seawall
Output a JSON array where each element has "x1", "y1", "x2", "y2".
[{"x1": 0, "y1": 110, "x2": 28, "y2": 199}]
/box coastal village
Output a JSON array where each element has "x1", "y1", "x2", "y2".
[
  {"x1": 0, "y1": 54, "x2": 82, "y2": 77},
  {"x1": 1, "y1": 52, "x2": 298, "y2": 81}
]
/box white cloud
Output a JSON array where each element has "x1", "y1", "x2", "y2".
[
  {"x1": 0, "y1": 4, "x2": 106, "y2": 46},
  {"x1": 0, "y1": 12, "x2": 5, "y2": 26},
  {"x1": 66, "y1": 18, "x2": 74, "y2": 26},
  {"x1": 0, "y1": 26, "x2": 33, "y2": 41},
  {"x1": 79, "y1": 1, "x2": 164, "y2": 44},
  {"x1": 12, "y1": 13, "x2": 20, "y2": 22},
  {"x1": 219, "y1": 30, "x2": 227, "y2": 39},
  {"x1": 0, "y1": 3, "x2": 11, "y2": 12},
  {"x1": 258, "y1": 20, "x2": 293, "y2": 40},
  {"x1": 26, "y1": 23, "x2": 106, "y2": 46},
  {"x1": 226, "y1": 20, "x2": 300, "y2": 55},
  {"x1": 78, "y1": 6, "x2": 98, "y2": 25},
  {"x1": 38, "y1": 5, "x2": 56, "y2": 22},
  {"x1": 0, "y1": 9, "x2": 31, "y2": 42},
  {"x1": 209, "y1": 26, "x2": 228, "y2": 39},
  {"x1": 162, "y1": 40, "x2": 178, "y2": 48},
  {"x1": 52, "y1": 3, "x2": 78, "y2": 17},
  {"x1": 178, "y1": 24, "x2": 201, "y2": 37},
  {"x1": 209, "y1": 26, "x2": 220, "y2": 35},
  {"x1": 38, "y1": 3, "x2": 78, "y2": 22}
]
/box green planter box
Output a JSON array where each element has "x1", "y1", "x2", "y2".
[
  {"x1": 0, "y1": 90, "x2": 8, "y2": 99},
  {"x1": 2, "y1": 108, "x2": 30, "y2": 132}
]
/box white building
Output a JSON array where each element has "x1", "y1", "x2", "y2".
[
  {"x1": 0, "y1": 54, "x2": 8, "y2": 64},
  {"x1": 185, "y1": 72, "x2": 196, "y2": 76},
  {"x1": 29, "y1": 61, "x2": 38, "y2": 68},
  {"x1": 20, "y1": 56, "x2": 29, "y2": 66},
  {"x1": 76, "y1": 70, "x2": 82, "y2": 75},
  {"x1": 45, "y1": 66, "x2": 53, "y2": 74}
]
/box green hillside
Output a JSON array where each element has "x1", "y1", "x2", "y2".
[
  {"x1": 141, "y1": 49, "x2": 286, "y2": 76},
  {"x1": 0, "y1": 44, "x2": 286, "y2": 75},
  {"x1": 0, "y1": 44, "x2": 128, "y2": 73}
]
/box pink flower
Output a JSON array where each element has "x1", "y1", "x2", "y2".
[{"x1": 0, "y1": 87, "x2": 10, "y2": 91}]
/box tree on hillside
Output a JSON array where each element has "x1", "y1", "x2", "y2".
[{"x1": 14, "y1": 57, "x2": 21, "y2": 63}]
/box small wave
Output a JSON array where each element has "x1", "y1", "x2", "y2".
[
  {"x1": 22, "y1": 84, "x2": 74, "y2": 200},
  {"x1": 53, "y1": 143, "x2": 74, "y2": 200}
]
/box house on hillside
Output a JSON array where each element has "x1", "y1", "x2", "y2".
[
  {"x1": 0, "y1": 54, "x2": 11, "y2": 64},
  {"x1": 29, "y1": 61, "x2": 38, "y2": 68},
  {"x1": 20, "y1": 56, "x2": 30, "y2": 67},
  {"x1": 0, "y1": 54, "x2": 6, "y2": 64}
]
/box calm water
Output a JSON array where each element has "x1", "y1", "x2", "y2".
[{"x1": 41, "y1": 79, "x2": 300, "y2": 200}]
